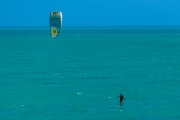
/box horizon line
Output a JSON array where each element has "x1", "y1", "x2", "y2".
[
  {"x1": 1, "y1": 25, "x2": 180, "y2": 29},
  {"x1": 1, "y1": 25, "x2": 180, "y2": 27}
]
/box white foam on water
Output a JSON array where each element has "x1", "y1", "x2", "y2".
[
  {"x1": 77, "y1": 92, "x2": 82, "y2": 95},
  {"x1": 21, "y1": 105, "x2": 25, "y2": 107},
  {"x1": 53, "y1": 73, "x2": 59, "y2": 76}
]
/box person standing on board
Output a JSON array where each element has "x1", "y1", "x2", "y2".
[{"x1": 119, "y1": 93, "x2": 125, "y2": 106}]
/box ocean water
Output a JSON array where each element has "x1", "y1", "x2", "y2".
[{"x1": 0, "y1": 27, "x2": 180, "y2": 120}]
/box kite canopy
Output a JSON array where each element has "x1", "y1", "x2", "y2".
[{"x1": 49, "y1": 11, "x2": 62, "y2": 38}]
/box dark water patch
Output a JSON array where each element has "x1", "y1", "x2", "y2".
[
  {"x1": 43, "y1": 82, "x2": 66, "y2": 85},
  {"x1": 44, "y1": 82, "x2": 57, "y2": 85}
]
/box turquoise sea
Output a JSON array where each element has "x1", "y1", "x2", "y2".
[{"x1": 0, "y1": 27, "x2": 180, "y2": 119}]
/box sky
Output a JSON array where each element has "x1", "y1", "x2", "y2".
[{"x1": 0, "y1": 0, "x2": 180, "y2": 27}]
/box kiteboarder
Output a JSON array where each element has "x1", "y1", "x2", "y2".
[{"x1": 119, "y1": 93, "x2": 125, "y2": 106}]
